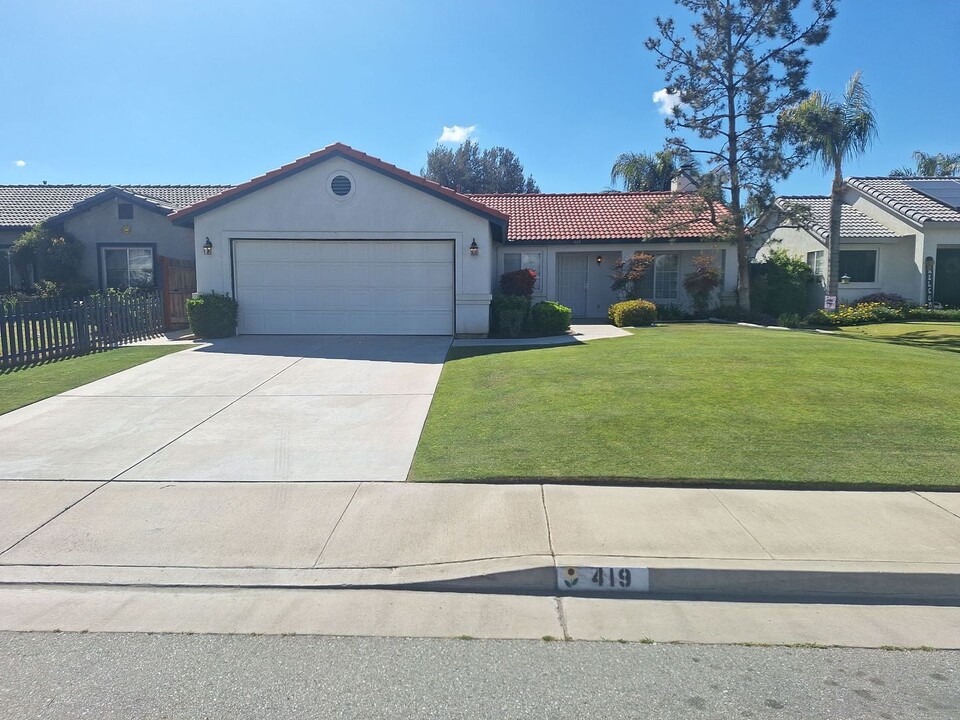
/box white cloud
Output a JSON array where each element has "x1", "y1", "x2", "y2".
[
  {"x1": 438, "y1": 125, "x2": 476, "y2": 143},
  {"x1": 652, "y1": 88, "x2": 681, "y2": 115},
  {"x1": 13, "y1": 160, "x2": 26, "y2": 167}
]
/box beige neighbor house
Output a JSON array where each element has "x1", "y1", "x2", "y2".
[
  {"x1": 169, "y1": 143, "x2": 738, "y2": 337},
  {"x1": 755, "y1": 177, "x2": 960, "y2": 308}
]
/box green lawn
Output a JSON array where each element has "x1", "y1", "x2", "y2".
[
  {"x1": 835, "y1": 322, "x2": 960, "y2": 354},
  {"x1": 0, "y1": 345, "x2": 185, "y2": 415},
  {"x1": 411, "y1": 324, "x2": 960, "y2": 488}
]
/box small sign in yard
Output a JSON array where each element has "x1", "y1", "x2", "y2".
[
  {"x1": 557, "y1": 566, "x2": 650, "y2": 593},
  {"x1": 824, "y1": 295, "x2": 838, "y2": 311}
]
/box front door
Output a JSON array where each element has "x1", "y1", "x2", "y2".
[
  {"x1": 557, "y1": 253, "x2": 588, "y2": 317},
  {"x1": 935, "y1": 249, "x2": 960, "y2": 307}
]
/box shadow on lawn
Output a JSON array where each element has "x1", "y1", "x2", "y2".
[{"x1": 842, "y1": 329, "x2": 960, "y2": 354}]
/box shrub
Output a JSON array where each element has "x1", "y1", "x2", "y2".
[
  {"x1": 608, "y1": 299, "x2": 657, "y2": 327},
  {"x1": 490, "y1": 293, "x2": 530, "y2": 338},
  {"x1": 657, "y1": 303, "x2": 691, "y2": 321},
  {"x1": 856, "y1": 293, "x2": 916, "y2": 309},
  {"x1": 904, "y1": 307, "x2": 960, "y2": 321},
  {"x1": 186, "y1": 292, "x2": 238, "y2": 338},
  {"x1": 9, "y1": 223, "x2": 87, "y2": 289},
  {"x1": 807, "y1": 301, "x2": 907, "y2": 327},
  {"x1": 528, "y1": 301, "x2": 572, "y2": 336},
  {"x1": 711, "y1": 304, "x2": 776, "y2": 326},
  {"x1": 610, "y1": 252, "x2": 654, "y2": 300},
  {"x1": 777, "y1": 312, "x2": 801, "y2": 328},
  {"x1": 749, "y1": 249, "x2": 816, "y2": 317},
  {"x1": 683, "y1": 253, "x2": 722, "y2": 316},
  {"x1": 499, "y1": 269, "x2": 536, "y2": 299}
]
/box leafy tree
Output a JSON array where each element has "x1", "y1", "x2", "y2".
[
  {"x1": 421, "y1": 139, "x2": 540, "y2": 193},
  {"x1": 611, "y1": 149, "x2": 683, "y2": 191},
  {"x1": 683, "y1": 253, "x2": 722, "y2": 315},
  {"x1": 890, "y1": 151, "x2": 960, "y2": 177},
  {"x1": 610, "y1": 252, "x2": 655, "y2": 300},
  {"x1": 646, "y1": 0, "x2": 837, "y2": 309},
  {"x1": 9, "y1": 222, "x2": 87, "y2": 295},
  {"x1": 781, "y1": 71, "x2": 878, "y2": 298}
]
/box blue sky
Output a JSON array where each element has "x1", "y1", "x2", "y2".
[{"x1": 2, "y1": 0, "x2": 958, "y2": 197}]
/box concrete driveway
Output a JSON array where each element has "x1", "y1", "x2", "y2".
[{"x1": 0, "y1": 335, "x2": 450, "y2": 482}]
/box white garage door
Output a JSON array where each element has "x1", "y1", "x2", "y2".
[{"x1": 234, "y1": 239, "x2": 454, "y2": 335}]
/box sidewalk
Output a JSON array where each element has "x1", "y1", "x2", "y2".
[{"x1": 3, "y1": 483, "x2": 959, "y2": 599}]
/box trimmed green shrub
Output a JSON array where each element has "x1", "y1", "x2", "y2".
[
  {"x1": 186, "y1": 292, "x2": 238, "y2": 338},
  {"x1": 608, "y1": 299, "x2": 657, "y2": 327},
  {"x1": 904, "y1": 307, "x2": 960, "y2": 321},
  {"x1": 528, "y1": 301, "x2": 572, "y2": 336},
  {"x1": 750, "y1": 249, "x2": 816, "y2": 317},
  {"x1": 657, "y1": 303, "x2": 692, "y2": 321},
  {"x1": 777, "y1": 313, "x2": 801, "y2": 328},
  {"x1": 807, "y1": 302, "x2": 906, "y2": 327},
  {"x1": 490, "y1": 293, "x2": 530, "y2": 338}
]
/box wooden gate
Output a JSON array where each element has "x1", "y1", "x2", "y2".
[{"x1": 159, "y1": 256, "x2": 197, "y2": 329}]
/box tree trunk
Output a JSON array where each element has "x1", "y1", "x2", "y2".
[{"x1": 827, "y1": 164, "x2": 843, "y2": 299}]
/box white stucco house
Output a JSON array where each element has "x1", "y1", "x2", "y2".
[
  {"x1": 755, "y1": 177, "x2": 960, "y2": 308},
  {"x1": 169, "y1": 143, "x2": 738, "y2": 336}
]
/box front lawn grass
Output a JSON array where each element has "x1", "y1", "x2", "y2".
[
  {"x1": 835, "y1": 322, "x2": 960, "y2": 354},
  {"x1": 0, "y1": 345, "x2": 185, "y2": 415},
  {"x1": 411, "y1": 324, "x2": 960, "y2": 488}
]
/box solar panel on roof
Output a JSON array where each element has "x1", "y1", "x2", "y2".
[{"x1": 904, "y1": 179, "x2": 960, "y2": 210}]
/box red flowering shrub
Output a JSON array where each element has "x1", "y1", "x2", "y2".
[{"x1": 499, "y1": 269, "x2": 537, "y2": 298}]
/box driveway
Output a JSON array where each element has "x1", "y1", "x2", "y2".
[{"x1": 0, "y1": 335, "x2": 451, "y2": 482}]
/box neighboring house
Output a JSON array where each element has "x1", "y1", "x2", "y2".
[
  {"x1": 170, "y1": 143, "x2": 737, "y2": 336},
  {"x1": 0, "y1": 184, "x2": 229, "y2": 324},
  {"x1": 756, "y1": 177, "x2": 960, "y2": 307}
]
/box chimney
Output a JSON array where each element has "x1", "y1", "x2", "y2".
[{"x1": 671, "y1": 171, "x2": 697, "y2": 193}]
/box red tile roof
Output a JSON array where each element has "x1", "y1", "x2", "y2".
[
  {"x1": 169, "y1": 143, "x2": 509, "y2": 225},
  {"x1": 468, "y1": 192, "x2": 728, "y2": 243}
]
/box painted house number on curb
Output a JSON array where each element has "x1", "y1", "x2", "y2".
[{"x1": 558, "y1": 567, "x2": 651, "y2": 593}]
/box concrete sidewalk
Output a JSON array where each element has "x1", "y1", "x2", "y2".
[{"x1": 2, "y1": 483, "x2": 958, "y2": 600}]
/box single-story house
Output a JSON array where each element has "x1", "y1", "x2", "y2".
[
  {"x1": 170, "y1": 143, "x2": 738, "y2": 336},
  {"x1": 755, "y1": 177, "x2": 960, "y2": 307},
  {"x1": 0, "y1": 184, "x2": 229, "y2": 324}
]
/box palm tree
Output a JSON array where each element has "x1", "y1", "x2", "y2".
[
  {"x1": 890, "y1": 151, "x2": 960, "y2": 177},
  {"x1": 781, "y1": 71, "x2": 878, "y2": 299},
  {"x1": 609, "y1": 149, "x2": 680, "y2": 191}
]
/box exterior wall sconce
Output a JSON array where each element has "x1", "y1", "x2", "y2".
[
  {"x1": 202, "y1": 237, "x2": 213, "y2": 256},
  {"x1": 469, "y1": 239, "x2": 479, "y2": 256},
  {"x1": 840, "y1": 273, "x2": 851, "y2": 284},
  {"x1": 596, "y1": 255, "x2": 603, "y2": 265}
]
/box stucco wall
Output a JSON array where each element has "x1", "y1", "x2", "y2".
[
  {"x1": 192, "y1": 156, "x2": 496, "y2": 335},
  {"x1": 62, "y1": 199, "x2": 194, "y2": 291},
  {"x1": 497, "y1": 242, "x2": 737, "y2": 316}
]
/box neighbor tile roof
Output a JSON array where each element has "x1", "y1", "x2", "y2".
[
  {"x1": 468, "y1": 192, "x2": 728, "y2": 242},
  {"x1": 846, "y1": 177, "x2": 960, "y2": 224},
  {"x1": 169, "y1": 143, "x2": 509, "y2": 225},
  {"x1": 775, "y1": 195, "x2": 898, "y2": 242},
  {"x1": 0, "y1": 185, "x2": 232, "y2": 227}
]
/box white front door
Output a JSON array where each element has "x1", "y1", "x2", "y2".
[
  {"x1": 557, "y1": 253, "x2": 589, "y2": 317},
  {"x1": 233, "y1": 239, "x2": 455, "y2": 335}
]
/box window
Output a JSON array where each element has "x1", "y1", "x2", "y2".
[
  {"x1": 117, "y1": 203, "x2": 134, "y2": 220},
  {"x1": 806, "y1": 250, "x2": 825, "y2": 278},
  {"x1": 503, "y1": 251, "x2": 542, "y2": 291},
  {"x1": 839, "y1": 249, "x2": 877, "y2": 283},
  {"x1": 0, "y1": 247, "x2": 12, "y2": 290},
  {"x1": 102, "y1": 247, "x2": 154, "y2": 289},
  {"x1": 633, "y1": 253, "x2": 679, "y2": 299}
]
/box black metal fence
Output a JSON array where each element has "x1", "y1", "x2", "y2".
[{"x1": 0, "y1": 292, "x2": 164, "y2": 369}]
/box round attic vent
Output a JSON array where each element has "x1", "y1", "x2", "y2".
[{"x1": 330, "y1": 175, "x2": 352, "y2": 196}]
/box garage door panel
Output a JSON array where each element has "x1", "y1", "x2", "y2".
[{"x1": 234, "y1": 240, "x2": 454, "y2": 335}]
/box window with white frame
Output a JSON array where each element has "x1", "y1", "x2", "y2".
[
  {"x1": 503, "y1": 251, "x2": 542, "y2": 291},
  {"x1": 102, "y1": 247, "x2": 154, "y2": 289},
  {"x1": 653, "y1": 253, "x2": 680, "y2": 298},
  {"x1": 806, "y1": 250, "x2": 825, "y2": 279},
  {"x1": 839, "y1": 249, "x2": 877, "y2": 283}
]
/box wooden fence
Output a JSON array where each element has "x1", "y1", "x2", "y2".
[{"x1": 0, "y1": 292, "x2": 164, "y2": 369}]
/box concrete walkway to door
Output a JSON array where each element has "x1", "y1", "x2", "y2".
[{"x1": 0, "y1": 335, "x2": 451, "y2": 483}]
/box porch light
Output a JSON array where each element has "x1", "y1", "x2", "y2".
[
  {"x1": 469, "y1": 239, "x2": 479, "y2": 256},
  {"x1": 596, "y1": 255, "x2": 603, "y2": 265},
  {"x1": 840, "y1": 273, "x2": 851, "y2": 284},
  {"x1": 202, "y1": 237, "x2": 213, "y2": 256}
]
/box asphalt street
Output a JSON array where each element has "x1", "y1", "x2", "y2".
[{"x1": 0, "y1": 632, "x2": 957, "y2": 719}]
